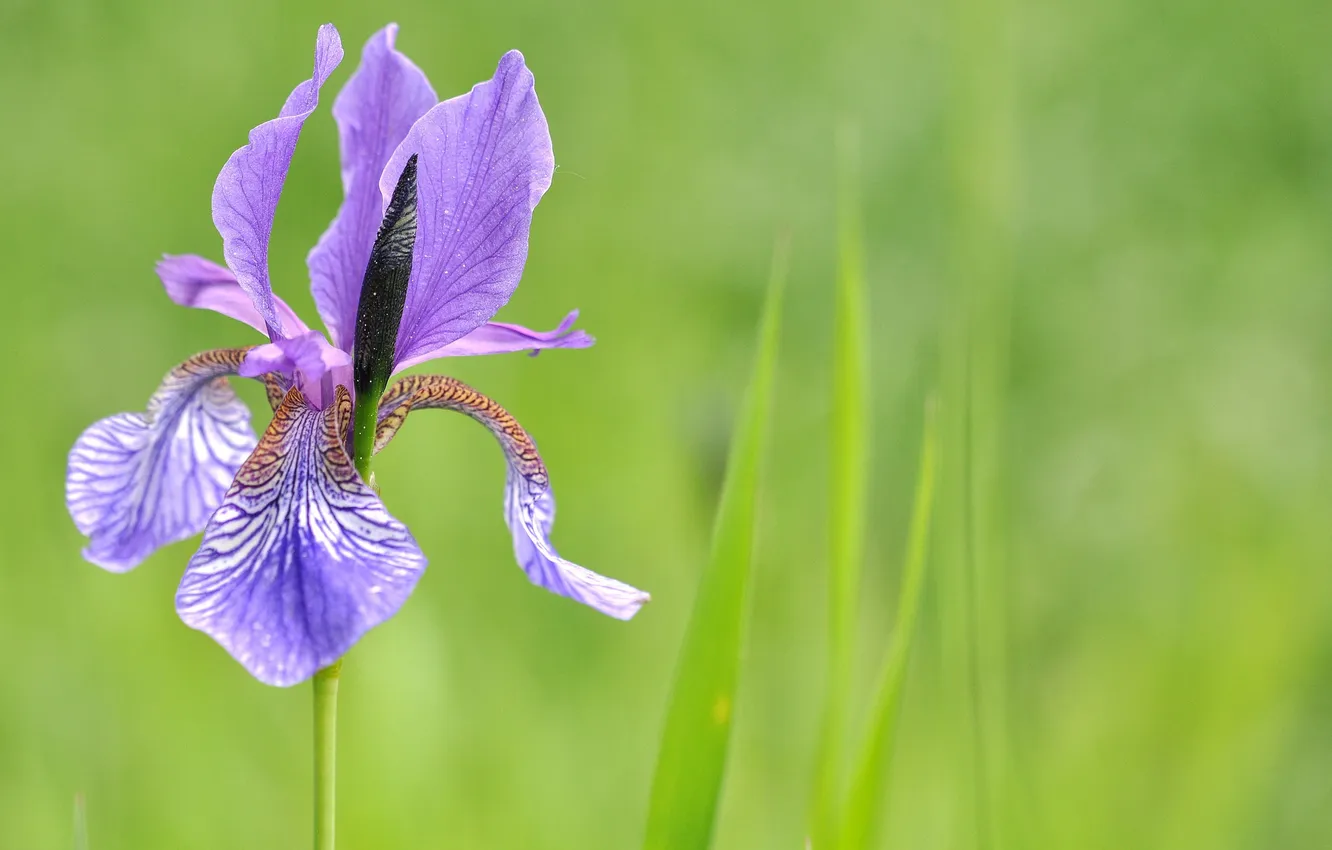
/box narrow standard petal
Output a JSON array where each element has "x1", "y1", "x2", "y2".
[
  {"x1": 374, "y1": 374, "x2": 648, "y2": 619},
  {"x1": 177, "y1": 386, "x2": 427, "y2": 687},
  {"x1": 393, "y1": 310, "x2": 593, "y2": 368},
  {"x1": 309, "y1": 23, "x2": 437, "y2": 351},
  {"x1": 212, "y1": 24, "x2": 343, "y2": 337},
  {"x1": 380, "y1": 51, "x2": 555, "y2": 371},
  {"x1": 157, "y1": 254, "x2": 310, "y2": 336},
  {"x1": 66, "y1": 349, "x2": 258, "y2": 572}
]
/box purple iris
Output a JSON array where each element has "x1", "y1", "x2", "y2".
[{"x1": 65, "y1": 23, "x2": 649, "y2": 687}]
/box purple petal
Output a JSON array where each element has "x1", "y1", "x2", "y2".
[
  {"x1": 393, "y1": 310, "x2": 593, "y2": 368},
  {"x1": 504, "y1": 469, "x2": 647, "y2": 620},
  {"x1": 381, "y1": 51, "x2": 555, "y2": 371},
  {"x1": 238, "y1": 330, "x2": 352, "y2": 409},
  {"x1": 308, "y1": 24, "x2": 438, "y2": 352},
  {"x1": 157, "y1": 254, "x2": 310, "y2": 336},
  {"x1": 374, "y1": 375, "x2": 648, "y2": 619},
  {"x1": 66, "y1": 349, "x2": 257, "y2": 572},
  {"x1": 176, "y1": 386, "x2": 427, "y2": 687},
  {"x1": 211, "y1": 24, "x2": 343, "y2": 338}
]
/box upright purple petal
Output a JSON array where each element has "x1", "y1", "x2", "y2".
[
  {"x1": 157, "y1": 255, "x2": 310, "y2": 336},
  {"x1": 177, "y1": 386, "x2": 427, "y2": 687},
  {"x1": 380, "y1": 51, "x2": 555, "y2": 371},
  {"x1": 66, "y1": 349, "x2": 257, "y2": 572},
  {"x1": 308, "y1": 24, "x2": 438, "y2": 351},
  {"x1": 393, "y1": 310, "x2": 593, "y2": 368},
  {"x1": 212, "y1": 24, "x2": 343, "y2": 338},
  {"x1": 374, "y1": 375, "x2": 649, "y2": 619}
]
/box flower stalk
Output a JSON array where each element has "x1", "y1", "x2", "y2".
[
  {"x1": 313, "y1": 660, "x2": 342, "y2": 850},
  {"x1": 327, "y1": 152, "x2": 419, "y2": 846},
  {"x1": 352, "y1": 401, "x2": 379, "y2": 481}
]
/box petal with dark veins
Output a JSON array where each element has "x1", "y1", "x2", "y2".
[
  {"x1": 176, "y1": 386, "x2": 427, "y2": 687},
  {"x1": 380, "y1": 51, "x2": 555, "y2": 370},
  {"x1": 66, "y1": 349, "x2": 257, "y2": 572}
]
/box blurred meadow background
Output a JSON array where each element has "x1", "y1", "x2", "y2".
[{"x1": 2, "y1": 0, "x2": 1332, "y2": 847}]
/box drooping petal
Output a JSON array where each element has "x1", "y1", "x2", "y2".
[
  {"x1": 393, "y1": 310, "x2": 593, "y2": 368},
  {"x1": 66, "y1": 349, "x2": 258, "y2": 572},
  {"x1": 177, "y1": 386, "x2": 427, "y2": 687},
  {"x1": 238, "y1": 330, "x2": 352, "y2": 409},
  {"x1": 309, "y1": 24, "x2": 438, "y2": 351},
  {"x1": 212, "y1": 24, "x2": 343, "y2": 338},
  {"x1": 157, "y1": 255, "x2": 309, "y2": 336},
  {"x1": 374, "y1": 374, "x2": 648, "y2": 619},
  {"x1": 380, "y1": 51, "x2": 555, "y2": 371}
]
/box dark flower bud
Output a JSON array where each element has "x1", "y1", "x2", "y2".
[{"x1": 353, "y1": 154, "x2": 418, "y2": 403}]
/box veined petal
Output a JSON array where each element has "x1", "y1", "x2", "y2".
[
  {"x1": 66, "y1": 349, "x2": 257, "y2": 572},
  {"x1": 212, "y1": 24, "x2": 343, "y2": 338},
  {"x1": 177, "y1": 386, "x2": 427, "y2": 687},
  {"x1": 375, "y1": 375, "x2": 648, "y2": 620},
  {"x1": 393, "y1": 310, "x2": 593, "y2": 368},
  {"x1": 309, "y1": 24, "x2": 437, "y2": 352},
  {"x1": 381, "y1": 51, "x2": 555, "y2": 371},
  {"x1": 157, "y1": 254, "x2": 310, "y2": 336}
]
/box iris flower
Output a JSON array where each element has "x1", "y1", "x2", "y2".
[{"x1": 65, "y1": 23, "x2": 649, "y2": 687}]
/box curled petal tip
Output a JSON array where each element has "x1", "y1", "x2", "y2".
[
  {"x1": 605, "y1": 590, "x2": 652, "y2": 622},
  {"x1": 527, "y1": 330, "x2": 593, "y2": 356},
  {"x1": 397, "y1": 311, "x2": 593, "y2": 366}
]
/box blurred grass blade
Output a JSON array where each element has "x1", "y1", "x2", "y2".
[
  {"x1": 811, "y1": 123, "x2": 869, "y2": 850},
  {"x1": 943, "y1": 0, "x2": 1016, "y2": 842},
  {"x1": 840, "y1": 398, "x2": 940, "y2": 850},
  {"x1": 74, "y1": 793, "x2": 88, "y2": 850},
  {"x1": 642, "y1": 240, "x2": 787, "y2": 850}
]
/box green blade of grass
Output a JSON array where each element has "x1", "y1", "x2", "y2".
[
  {"x1": 74, "y1": 793, "x2": 88, "y2": 850},
  {"x1": 841, "y1": 398, "x2": 940, "y2": 850},
  {"x1": 641, "y1": 239, "x2": 788, "y2": 850},
  {"x1": 810, "y1": 123, "x2": 869, "y2": 850},
  {"x1": 943, "y1": 0, "x2": 1017, "y2": 844}
]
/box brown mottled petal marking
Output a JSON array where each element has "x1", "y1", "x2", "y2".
[
  {"x1": 176, "y1": 384, "x2": 427, "y2": 686},
  {"x1": 372, "y1": 375, "x2": 543, "y2": 482},
  {"x1": 371, "y1": 374, "x2": 648, "y2": 620},
  {"x1": 262, "y1": 372, "x2": 292, "y2": 411}
]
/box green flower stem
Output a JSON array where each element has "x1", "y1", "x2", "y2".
[
  {"x1": 313, "y1": 660, "x2": 342, "y2": 850},
  {"x1": 352, "y1": 389, "x2": 380, "y2": 482},
  {"x1": 323, "y1": 391, "x2": 378, "y2": 850}
]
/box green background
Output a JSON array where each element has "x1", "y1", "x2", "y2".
[{"x1": 2, "y1": 0, "x2": 1330, "y2": 847}]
